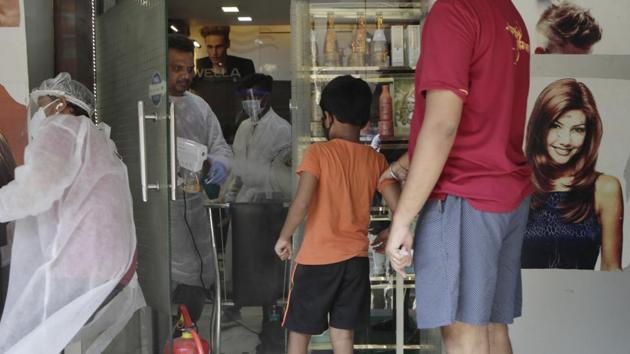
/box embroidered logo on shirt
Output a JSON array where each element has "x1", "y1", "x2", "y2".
[{"x1": 505, "y1": 23, "x2": 529, "y2": 64}]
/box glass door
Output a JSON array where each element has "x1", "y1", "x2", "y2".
[
  {"x1": 291, "y1": 0, "x2": 442, "y2": 352},
  {"x1": 96, "y1": 0, "x2": 172, "y2": 351}
]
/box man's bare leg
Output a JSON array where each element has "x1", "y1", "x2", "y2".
[
  {"x1": 441, "y1": 321, "x2": 490, "y2": 354},
  {"x1": 488, "y1": 323, "x2": 512, "y2": 354}
]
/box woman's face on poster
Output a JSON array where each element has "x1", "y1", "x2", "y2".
[{"x1": 546, "y1": 109, "x2": 587, "y2": 164}]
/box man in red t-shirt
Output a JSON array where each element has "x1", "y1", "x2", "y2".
[{"x1": 385, "y1": 0, "x2": 532, "y2": 353}]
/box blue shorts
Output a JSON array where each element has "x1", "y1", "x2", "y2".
[{"x1": 413, "y1": 195, "x2": 530, "y2": 329}]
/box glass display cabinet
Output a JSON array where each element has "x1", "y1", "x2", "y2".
[{"x1": 290, "y1": 0, "x2": 441, "y2": 352}]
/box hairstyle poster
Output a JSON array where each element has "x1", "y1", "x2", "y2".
[
  {"x1": 514, "y1": 0, "x2": 630, "y2": 55},
  {"x1": 0, "y1": 0, "x2": 26, "y2": 165},
  {"x1": 522, "y1": 77, "x2": 629, "y2": 271},
  {"x1": 0, "y1": 0, "x2": 19, "y2": 27}
]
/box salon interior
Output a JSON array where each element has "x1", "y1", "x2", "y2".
[{"x1": 2, "y1": 0, "x2": 629, "y2": 353}]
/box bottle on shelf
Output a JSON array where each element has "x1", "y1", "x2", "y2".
[
  {"x1": 348, "y1": 12, "x2": 367, "y2": 67},
  {"x1": 323, "y1": 11, "x2": 340, "y2": 66},
  {"x1": 310, "y1": 15, "x2": 318, "y2": 67},
  {"x1": 311, "y1": 87, "x2": 324, "y2": 136},
  {"x1": 371, "y1": 13, "x2": 389, "y2": 67},
  {"x1": 378, "y1": 84, "x2": 394, "y2": 137}
]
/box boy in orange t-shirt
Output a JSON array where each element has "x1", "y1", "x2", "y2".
[{"x1": 274, "y1": 75, "x2": 400, "y2": 354}]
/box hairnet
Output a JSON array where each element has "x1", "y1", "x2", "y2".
[{"x1": 30, "y1": 72, "x2": 95, "y2": 117}]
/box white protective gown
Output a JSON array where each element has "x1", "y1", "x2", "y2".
[
  {"x1": 170, "y1": 92, "x2": 233, "y2": 287},
  {"x1": 228, "y1": 107, "x2": 292, "y2": 203},
  {"x1": 0, "y1": 114, "x2": 144, "y2": 353}
]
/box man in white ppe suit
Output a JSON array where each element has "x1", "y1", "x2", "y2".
[
  {"x1": 168, "y1": 33, "x2": 233, "y2": 323},
  {"x1": 226, "y1": 73, "x2": 291, "y2": 203},
  {"x1": 222, "y1": 74, "x2": 291, "y2": 329},
  {"x1": 0, "y1": 72, "x2": 145, "y2": 353}
]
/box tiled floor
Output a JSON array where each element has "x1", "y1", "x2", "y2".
[
  {"x1": 197, "y1": 304, "x2": 273, "y2": 354},
  {"x1": 195, "y1": 302, "x2": 442, "y2": 354}
]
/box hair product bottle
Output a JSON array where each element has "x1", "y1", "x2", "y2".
[
  {"x1": 310, "y1": 15, "x2": 318, "y2": 67},
  {"x1": 323, "y1": 12, "x2": 340, "y2": 66},
  {"x1": 379, "y1": 84, "x2": 394, "y2": 137},
  {"x1": 349, "y1": 12, "x2": 367, "y2": 66},
  {"x1": 371, "y1": 13, "x2": 389, "y2": 67}
]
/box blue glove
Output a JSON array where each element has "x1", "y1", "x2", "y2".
[{"x1": 207, "y1": 160, "x2": 228, "y2": 186}]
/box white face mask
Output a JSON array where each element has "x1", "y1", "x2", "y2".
[
  {"x1": 242, "y1": 99, "x2": 262, "y2": 122},
  {"x1": 29, "y1": 99, "x2": 60, "y2": 141}
]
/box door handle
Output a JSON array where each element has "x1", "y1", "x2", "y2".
[
  {"x1": 137, "y1": 100, "x2": 160, "y2": 202},
  {"x1": 169, "y1": 102, "x2": 177, "y2": 201}
]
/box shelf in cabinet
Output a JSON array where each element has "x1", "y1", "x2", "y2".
[
  {"x1": 300, "y1": 136, "x2": 409, "y2": 143},
  {"x1": 370, "y1": 274, "x2": 415, "y2": 282},
  {"x1": 379, "y1": 135, "x2": 409, "y2": 142},
  {"x1": 309, "y1": 2, "x2": 425, "y2": 23},
  {"x1": 311, "y1": 65, "x2": 415, "y2": 74}
]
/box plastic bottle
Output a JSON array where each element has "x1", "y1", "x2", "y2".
[
  {"x1": 182, "y1": 168, "x2": 201, "y2": 193},
  {"x1": 349, "y1": 12, "x2": 367, "y2": 66},
  {"x1": 182, "y1": 169, "x2": 201, "y2": 193},
  {"x1": 378, "y1": 84, "x2": 394, "y2": 137},
  {"x1": 371, "y1": 13, "x2": 389, "y2": 67}
]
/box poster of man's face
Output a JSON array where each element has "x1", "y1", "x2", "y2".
[
  {"x1": 522, "y1": 77, "x2": 629, "y2": 271},
  {"x1": 514, "y1": 0, "x2": 630, "y2": 55},
  {"x1": 0, "y1": 0, "x2": 19, "y2": 27}
]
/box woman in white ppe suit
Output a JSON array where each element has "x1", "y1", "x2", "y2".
[{"x1": 0, "y1": 73, "x2": 144, "y2": 353}]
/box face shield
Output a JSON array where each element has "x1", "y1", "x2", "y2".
[
  {"x1": 238, "y1": 88, "x2": 270, "y2": 123},
  {"x1": 27, "y1": 73, "x2": 95, "y2": 141}
]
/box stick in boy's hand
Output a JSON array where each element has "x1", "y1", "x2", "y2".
[{"x1": 274, "y1": 237, "x2": 292, "y2": 261}]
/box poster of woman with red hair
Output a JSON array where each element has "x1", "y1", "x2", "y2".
[{"x1": 522, "y1": 77, "x2": 627, "y2": 271}]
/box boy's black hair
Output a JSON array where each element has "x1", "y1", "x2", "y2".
[
  {"x1": 168, "y1": 33, "x2": 195, "y2": 53},
  {"x1": 238, "y1": 73, "x2": 273, "y2": 93},
  {"x1": 319, "y1": 75, "x2": 372, "y2": 127}
]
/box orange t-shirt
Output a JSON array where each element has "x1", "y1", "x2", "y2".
[{"x1": 295, "y1": 139, "x2": 396, "y2": 265}]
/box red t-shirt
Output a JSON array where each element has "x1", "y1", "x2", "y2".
[{"x1": 409, "y1": 0, "x2": 533, "y2": 212}]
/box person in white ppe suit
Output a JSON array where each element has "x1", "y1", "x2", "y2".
[
  {"x1": 222, "y1": 74, "x2": 291, "y2": 330},
  {"x1": 168, "y1": 33, "x2": 233, "y2": 323},
  {"x1": 0, "y1": 133, "x2": 16, "y2": 315},
  {"x1": 0, "y1": 72, "x2": 145, "y2": 353},
  {"x1": 226, "y1": 73, "x2": 292, "y2": 203}
]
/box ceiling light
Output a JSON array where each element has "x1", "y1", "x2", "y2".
[
  {"x1": 170, "y1": 25, "x2": 178, "y2": 32},
  {"x1": 193, "y1": 40, "x2": 201, "y2": 48},
  {"x1": 222, "y1": 6, "x2": 239, "y2": 13},
  {"x1": 238, "y1": 16, "x2": 252, "y2": 22}
]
